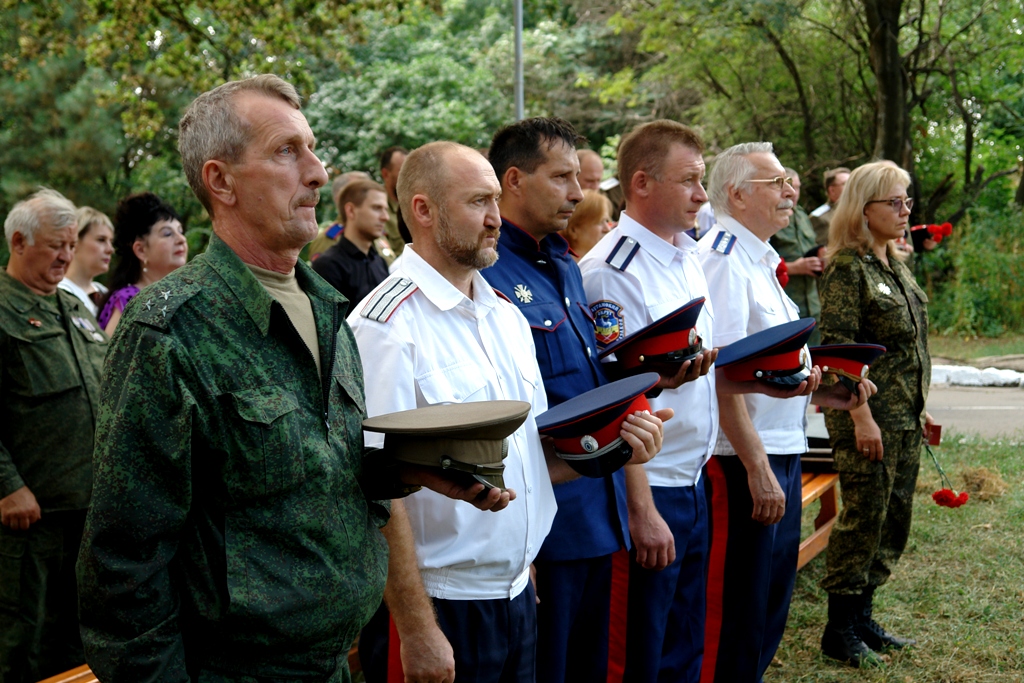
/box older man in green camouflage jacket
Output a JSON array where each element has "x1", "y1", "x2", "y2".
[
  {"x1": 770, "y1": 168, "x2": 823, "y2": 345},
  {"x1": 1, "y1": 189, "x2": 107, "y2": 683},
  {"x1": 77, "y1": 75, "x2": 511, "y2": 683}
]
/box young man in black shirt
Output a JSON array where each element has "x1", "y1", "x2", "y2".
[{"x1": 313, "y1": 179, "x2": 391, "y2": 306}]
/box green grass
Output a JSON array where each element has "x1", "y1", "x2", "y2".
[
  {"x1": 929, "y1": 333, "x2": 1024, "y2": 361},
  {"x1": 773, "y1": 433, "x2": 1024, "y2": 682}
]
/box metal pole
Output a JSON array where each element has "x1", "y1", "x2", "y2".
[{"x1": 514, "y1": 0, "x2": 524, "y2": 120}]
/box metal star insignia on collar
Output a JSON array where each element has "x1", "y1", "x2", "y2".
[
  {"x1": 160, "y1": 290, "x2": 171, "y2": 300},
  {"x1": 144, "y1": 299, "x2": 154, "y2": 310},
  {"x1": 160, "y1": 305, "x2": 169, "y2": 317},
  {"x1": 514, "y1": 284, "x2": 533, "y2": 303}
]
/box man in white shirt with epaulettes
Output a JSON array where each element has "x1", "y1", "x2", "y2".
[
  {"x1": 579, "y1": 120, "x2": 718, "y2": 683},
  {"x1": 349, "y1": 141, "x2": 665, "y2": 683},
  {"x1": 696, "y1": 142, "x2": 868, "y2": 683}
]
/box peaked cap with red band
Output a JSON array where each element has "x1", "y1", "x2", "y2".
[
  {"x1": 810, "y1": 344, "x2": 886, "y2": 391},
  {"x1": 535, "y1": 373, "x2": 660, "y2": 478},
  {"x1": 716, "y1": 318, "x2": 816, "y2": 387},
  {"x1": 598, "y1": 297, "x2": 705, "y2": 377}
]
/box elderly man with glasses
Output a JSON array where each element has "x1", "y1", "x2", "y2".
[{"x1": 696, "y1": 143, "x2": 874, "y2": 683}]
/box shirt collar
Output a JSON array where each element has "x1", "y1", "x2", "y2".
[
  {"x1": 0, "y1": 270, "x2": 60, "y2": 314},
  {"x1": 499, "y1": 218, "x2": 571, "y2": 257},
  {"x1": 401, "y1": 245, "x2": 498, "y2": 315},
  {"x1": 204, "y1": 233, "x2": 346, "y2": 335},
  {"x1": 715, "y1": 214, "x2": 778, "y2": 266},
  {"x1": 338, "y1": 235, "x2": 378, "y2": 260},
  {"x1": 616, "y1": 212, "x2": 692, "y2": 266}
]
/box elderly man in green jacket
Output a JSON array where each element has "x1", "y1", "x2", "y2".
[
  {"x1": 77, "y1": 75, "x2": 511, "y2": 683},
  {"x1": 770, "y1": 168, "x2": 823, "y2": 345},
  {"x1": 1, "y1": 188, "x2": 107, "y2": 683}
]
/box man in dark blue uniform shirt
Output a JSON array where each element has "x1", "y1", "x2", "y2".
[
  {"x1": 483, "y1": 115, "x2": 624, "y2": 683},
  {"x1": 483, "y1": 118, "x2": 706, "y2": 683}
]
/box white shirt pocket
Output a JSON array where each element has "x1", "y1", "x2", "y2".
[{"x1": 417, "y1": 360, "x2": 491, "y2": 405}]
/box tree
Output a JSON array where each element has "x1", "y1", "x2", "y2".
[{"x1": 599, "y1": 0, "x2": 1024, "y2": 217}]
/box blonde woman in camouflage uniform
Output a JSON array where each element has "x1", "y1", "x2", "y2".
[{"x1": 818, "y1": 161, "x2": 933, "y2": 667}]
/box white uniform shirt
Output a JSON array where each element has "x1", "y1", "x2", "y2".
[
  {"x1": 348, "y1": 246, "x2": 556, "y2": 601},
  {"x1": 697, "y1": 215, "x2": 810, "y2": 455},
  {"x1": 57, "y1": 278, "x2": 108, "y2": 317},
  {"x1": 579, "y1": 213, "x2": 718, "y2": 488}
]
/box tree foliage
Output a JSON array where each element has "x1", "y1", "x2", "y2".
[{"x1": 600, "y1": 0, "x2": 1024, "y2": 215}]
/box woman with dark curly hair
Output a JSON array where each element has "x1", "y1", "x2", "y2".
[
  {"x1": 97, "y1": 192, "x2": 188, "y2": 334},
  {"x1": 817, "y1": 160, "x2": 933, "y2": 667}
]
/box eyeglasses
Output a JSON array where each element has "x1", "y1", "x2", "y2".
[
  {"x1": 748, "y1": 176, "x2": 793, "y2": 190},
  {"x1": 866, "y1": 197, "x2": 914, "y2": 212}
]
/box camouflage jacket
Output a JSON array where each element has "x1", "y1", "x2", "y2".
[
  {"x1": 78, "y1": 235, "x2": 389, "y2": 682},
  {"x1": 820, "y1": 248, "x2": 931, "y2": 433},
  {"x1": 770, "y1": 205, "x2": 821, "y2": 338},
  {"x1": 0, "y1": 270, "x2": 106, "y2": 510}
]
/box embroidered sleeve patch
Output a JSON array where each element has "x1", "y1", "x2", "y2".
[{"x1": 591, "y1": 300, "x2": 625, "y2": 345}]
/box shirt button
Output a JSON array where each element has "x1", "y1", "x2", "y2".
[
  {"x1": 587, "y1": 347, "x2": 592, "y2": 357},
  {"x1": 527, "y1": 485, "x2": 533, "y2": 493},
  {"x1": 564, "y1": 297, "x2": 571, "y2": 306},
  {"x1": 527, "y1": 545, "x2": 533, "y2": 553},
  {"x1": 544, "y1": 320, "x2": 552, "y2": 327}
]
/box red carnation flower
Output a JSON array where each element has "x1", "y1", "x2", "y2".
[
  {"x1": 776, "y1": 260, "x2": 789, "y2": 288},
  {"x1": 933, "y1": 233, "x2": 944, "y2": 243},
  {"x1": 927, "y1": 445, "x2": 968, "y2": 509},
  {"x1": 941, "y1": 222, "x2": 953, "y2": 236},
  {"x1": 927, "y1": 224, "x2": 941, "y2": 235}
]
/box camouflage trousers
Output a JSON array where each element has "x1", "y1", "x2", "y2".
[
  {"x1": 0, "y1": 510, "x2": 86, "y2": 683},
  {"x1": 821, "y1": 427, "x2": 922, "y2": 595}
]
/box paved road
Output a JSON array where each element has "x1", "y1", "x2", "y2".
[
  {"x1": 806, "y1": 384, "x2": 1024, "y2": 442},
  {"x1": 926, "y1": 385, "x2": 1024, "y2": 439}
]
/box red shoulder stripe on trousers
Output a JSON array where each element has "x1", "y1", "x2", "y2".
[
  {"x1": 701, "y1": 457, "x2": 729, "y2": 683},
  {"x1": 388, "y1": 615, "x2": 405, "y2": 683},
  {"x1": 606, "y1": 548, "x2": 630, "y2": 682}
]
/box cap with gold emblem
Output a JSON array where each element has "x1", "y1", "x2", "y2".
[
  {"x1": 598, "y1": 297, "x2": 706, "y2": 378},
  {"x1": 810, "y1": 343, "x2": 886, "y2": 393},
  {"x1": 535, "y1": 373, "x2": 660, "y2": 478},
  {"x1": 362, "y1": 401, "x2": 532, "y2": 490},
  {"x1": 716, "y1": 318, "x2": 816, "y2": 387}
]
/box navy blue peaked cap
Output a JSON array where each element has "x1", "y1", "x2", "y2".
[
  {"x1": 717, "y1": 318, "x2": 816, "y2": 386},
  {"x1": 810, "y1": 344, "x2": 886, "y2": 391},
  {"x1": 536, "y1": 373, "x2": 660, "y2": 478},
  {"x1": 599, "y1": 297, "x2": 706, "y2": 376}
]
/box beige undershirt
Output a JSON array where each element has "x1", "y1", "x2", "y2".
[{"x1": 247, "y1": 264, "x2": 321, "y2": 377}]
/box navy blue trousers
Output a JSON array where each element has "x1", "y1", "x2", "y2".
[
  {"x1": 360, "y1": 583, "x2": 537, "y2": 683},
  {"x1": 701, "y1": 454, "x2": 802, "y2": 683},
  {"x1": 535, "y1": 554, "x2": 615, "y2": 683},
  {"x1": 624, "y1": 481, "x2": 708, "y2": 683}
]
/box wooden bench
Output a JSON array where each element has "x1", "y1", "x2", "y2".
[
  {"x1": 798, "y1": 470, "x2": 839, "y2": 569},
  {"x1": 38, "y1": 666, "x2": 96, "y2": 683}
]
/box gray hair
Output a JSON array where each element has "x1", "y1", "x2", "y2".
[
  {"x1": 4, "y1": 188, "x2": 78, "y2": 247},
  {"x1": 707, "y1": 142, "x2": 775, "y2": 217},
  {"x1": 178, "y1": 74, "x2": 302, "y2": 215}
]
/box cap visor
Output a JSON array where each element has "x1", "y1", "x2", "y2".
[
  {"x1": 471, "y1": 473, "x2": 506, "y2": 490},
  {"x1": 562, "y1": 449, "x2": 632, "y2": 478}
]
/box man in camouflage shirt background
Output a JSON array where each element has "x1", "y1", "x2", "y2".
[
  {"x1": 770, "y1": 168, "x2": 823, "y2": 346},
  {"x1": 1, "y1": 189, "x2": 107, "y2": 683},
  {"x1": 76, "y1": 74, "x2": 511, "y2": 683}
]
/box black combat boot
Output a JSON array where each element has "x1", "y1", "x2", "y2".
[
  {"x1": 821, "y1": 593, "x2": 884, "y2": 667},
  {"x1": 857, "y1": 587, "x2": 916, "y2": 651}
]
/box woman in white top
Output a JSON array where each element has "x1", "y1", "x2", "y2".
[{"x1": 58, "y1": 206, "x2": 114, "y2": 317}]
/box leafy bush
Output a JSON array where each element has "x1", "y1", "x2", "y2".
[{"x1": 927, "y1": 205, "x2": 1024, "y2": 336}]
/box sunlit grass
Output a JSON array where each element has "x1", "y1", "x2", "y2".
[{"x1": 774, "y1": 432, "x2": 1024, "y2": 682}]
